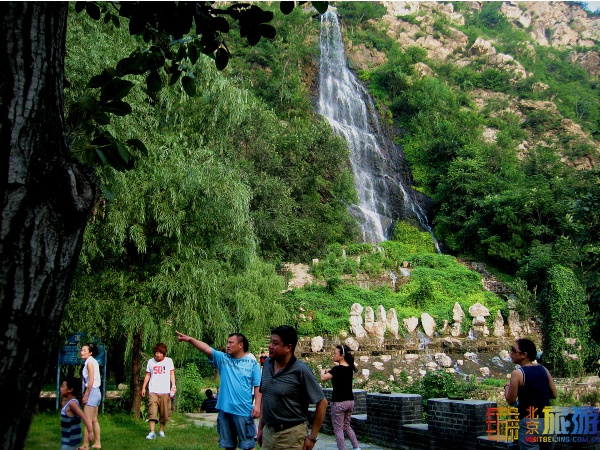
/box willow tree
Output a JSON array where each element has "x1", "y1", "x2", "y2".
[
  {"x1": 64, "y1": 55, "x2": 289, "y2": 416},
  {"x1": 67, "y1": 144, "x2": 288, "y2": 415}
]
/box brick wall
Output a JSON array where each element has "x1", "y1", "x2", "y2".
[{"x1": 310, "y1": 394, "x2": 600, "y2": 450}]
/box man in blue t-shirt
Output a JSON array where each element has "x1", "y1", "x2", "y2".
[{"x1": 177, "y1": 331, "x2": 261, "y2": 450}]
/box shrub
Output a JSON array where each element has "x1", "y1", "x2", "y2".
[
  {"x1": 540, "y1": 265, "x2": 590, "y2": 377},
  {"x1": 176, "y1": 363, "x2": 206, "y2": 413}
]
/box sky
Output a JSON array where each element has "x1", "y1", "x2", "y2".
[{"x1": 586, "y1": 1, "x2": 600, "y2": 12}]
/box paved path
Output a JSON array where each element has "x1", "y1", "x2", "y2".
[
  {"x1": 186, "y1": 413, "x2": 390, "y2": 450},
  {"x1": 314, "y1": 433, "x2": 390, "y2": 449}
]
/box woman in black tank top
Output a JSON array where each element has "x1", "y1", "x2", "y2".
[
  {"x1": 504, "y1": 338, "x2": 557, "y2": 449},
  {"x1": 321, "y1": 345, "x2": 361, "y2": 450}
]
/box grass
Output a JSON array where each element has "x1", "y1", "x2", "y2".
[{"x1": 25, "y1": 412, "x2": 221, "y2": 450}]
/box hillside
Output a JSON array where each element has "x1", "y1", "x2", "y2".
[
  {"x1": 58, "y1": 1, "x2": 600, "y2": 388},
  {"x1": 220, "y1": 1, "x2": 600, "y2": 375},
  {"x1": 343, "y1": 1, "x2": 599, "y2": 169}
]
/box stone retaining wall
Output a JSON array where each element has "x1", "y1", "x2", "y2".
[{"x1": 310, "y1": 392, "x2": 600, "y2": 450}]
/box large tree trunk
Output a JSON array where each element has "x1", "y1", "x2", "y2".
[
  {"x1": 0, "y1": 3, "x2": 95, "y2": 449},
  {"x1": 131, "y1": 328, "x2": 143, "y2": 419}
]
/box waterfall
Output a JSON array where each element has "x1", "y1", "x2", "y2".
[{"x1": 318, "y1": 11, "x2": 440, "y2": 250}]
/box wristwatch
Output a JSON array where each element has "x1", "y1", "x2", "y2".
[{"x1": 306, "y1": 435, "x2": 318, "y2": 443}]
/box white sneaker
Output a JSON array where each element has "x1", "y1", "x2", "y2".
[
  {"x1": 158, "y1": 431, "x2": 166, "y2": 437},
  {"x1": 146, "y1": 431, "x2": 156, "y2": 440}
]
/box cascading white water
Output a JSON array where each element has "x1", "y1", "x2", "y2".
[
  {"x1": 318, "y1": 11, "x2": 441, "y2": 250},
  {"x1": 318, "y1": 11, "x2": 390, "y2": 243}
]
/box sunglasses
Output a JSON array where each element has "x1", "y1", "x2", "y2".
[{"x1": 510, "y1": 346, "x2": 523, "y2": 354}]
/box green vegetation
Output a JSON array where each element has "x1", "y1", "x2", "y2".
[
  {"x1": 540, "y1": 266, "x2": 590, "y2": 377},
  {"x1": 345, "y1": 2, "x2": 600, "y2": 367},
  {"x1": 291, "y1": 222, "x2": 505, "y2": 336},
  {"x1": 50, "y1": 0, "x2": 600, "y2": 412},
  {"x1": 25, "y1": 412, "x2": 220, "y2": 450},
  {"x1": 63, "y1": 4, "x2": 357, "y2": 390}
]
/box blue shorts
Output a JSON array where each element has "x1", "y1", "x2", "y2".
[
  {"x1": 217, "y1": 411, "x2": 256, "y2": 449},
  {"x1": 86, "y1": 387, "x2": 102, "y2": 407}
]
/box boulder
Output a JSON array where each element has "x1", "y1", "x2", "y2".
[
  {"x1": 493, "y1": 310, "x2": 505, "y2": 337},
  {"x1": 421, "y1": 313, "x2": 436, "y2": 337},
  {"x1": 450, "y1": 322, "x2": 462, "y2": 337},
  {"x1": 364, "y1": 320, "x2": 386, "y2": 345},
  {"x1": 405, "y1": 354, "x2": 420, "y2": 362},
  {"x1": 469, "y1": 303, "x2": 490, "y2": 318},
  {"x1": 349, "y1": 303, "x2": 367, "y2": 338},
  {"x1": 311, "y1": 336, "x2": 324, "y2": 352},
  {"x1": 469, "y1": 37, "x2": 496, "y2": 56},
  {"x1": 441, "y1": 337, "x2": 462, "y2": 349},
  {"x1": 508, "y1": 310, "x2": 522, "y2": 336},
  {"x1": 344, "y1": 337, "x2": 360, "y2": 352},
  {"x1": 453, "y1": 302, "x2": 465, "y2": 323},
  {"x1": 386, "y1": 308, "x2": 400, "y2": 339},
  {"x1": 435, "y1": 353, "x2": 453, "y2": 368},
  {"x1": 365, "y1": 306, "x2": 375, "y2": 323},
  {"x1": 404, "y1": 317, "x2": 419, "y2": 333},
  {"x1": 376, "y1": 305, "x2": 386, "y2": 323}
]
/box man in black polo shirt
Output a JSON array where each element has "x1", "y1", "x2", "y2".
[{"x1": 257, "y1": 326, "x2": 327, "y2": 450}]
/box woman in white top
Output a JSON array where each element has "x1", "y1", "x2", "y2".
[{"x1": 80, "y1": 343, "x2": 101, "y2": 450}]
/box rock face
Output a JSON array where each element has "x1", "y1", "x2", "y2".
[{"x1": 341, "y1": 1, "x2": 600, "y2": 171}]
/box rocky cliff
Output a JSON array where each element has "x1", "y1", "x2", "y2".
[{"x1": 342, "y1": 1, "x2": 600, "y2": 170}]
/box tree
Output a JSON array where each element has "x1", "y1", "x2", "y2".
[{"x1": 0, "y1": 2, "x2": 327, "y2": 447}]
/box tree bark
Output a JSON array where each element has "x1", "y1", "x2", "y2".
[
  {"x1": 0, "y1": 3, "x2": 96, "y2": 449},
  {"x1": 131, "y1": 328, "x2": 143, "y2": 419}
]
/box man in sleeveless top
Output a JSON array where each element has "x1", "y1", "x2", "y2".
[{"x1": 504, "y1": 338, "x2": 558, "y2": 450}]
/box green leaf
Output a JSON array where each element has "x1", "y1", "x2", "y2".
[
  {"x1": 181, "y1": 76, "x2": 196, "y2": 96},
  {"x1": 88, "y1": 69, "x2": 115, "y2": 88},
  {"x1": 245, "y1": 29, "x2": 261, "y2": 46},
  {"x1": 100, "y1": 79, "x2": 134, "y2": 103},
  {"x1": 116, "y1": 141, "x2": 131, "y2": 164},
  {"x1": 103, "y1": 100, "x2": 132, "y2": 116},
  {"x1": 86, "y1": 2, "x2": 101, "y2": 20},
  {"x1": 146, "y1": 70, "x2": 162, "y2": 94},
  {"x1": 126, "y1": 138, "x2": 149, "y2": 157},
  {"x1": 116, "y1": 53, "x2": 146, "y2": 76},
  {"x1": 213, "y1": 16, "x2": 230, "y2": 33},
  {"x1": 259, "y1": 24, "x2": 276, "y2": 40},
  {"x1": 312, "y1": 1, "x2": 328, "y2": 14},
  {"x1": 215, "y1": 48, "x2": 230, "y2": 71},
  {"x1": 280, "y1": 2, "x2": 295, "y2": 15},
  {"x1": 95, "y1": 148, "x2": 109, "y2": 165},
  {"x1": 188, "y1": 44, "x2": 199, "y2": 65},
  {"x1": 92, "y1": 112, "x2": 111, "y2": 126},
  {"x1": 100, "y1": 185, "x2": 116, "y2": 201},
  {"x1": 169, "y1": 69, "x2": 182, "y2": 86}
]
